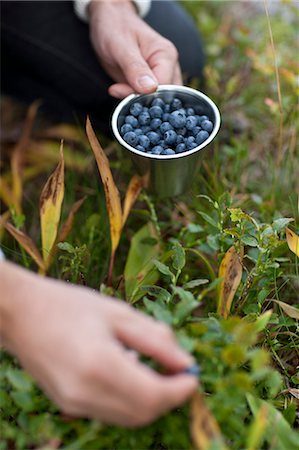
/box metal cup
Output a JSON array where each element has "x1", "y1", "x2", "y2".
[{"x1": 111, "y1": 85, "x2": 221, "y2": 198}]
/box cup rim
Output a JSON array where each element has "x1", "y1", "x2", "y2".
[{"x1": 111, "y1": 85, "x2": 221, "y2": 160}]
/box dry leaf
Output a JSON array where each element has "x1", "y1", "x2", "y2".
[
  {"x1": 0, "y1": 218, "x2": 44, "y2": 270},
  {"x1": 286, "y1": 227, "x2": 299, "y2": 257},
  {"x1": 40, "y1": 141, "x2": 64, "y2": 264},
  {"x1": 0, "y1": 177, "x2": 14, "y2": 209},
  {"x1": 272, "y1": 300, "x2": 299, "y2": 320},
  {"x1": 288, "y1": 388, "x2": 299, "y2": 400},
  {"x1": 122, "y1": 175, "x2": 144, "y2": 226},
  {"x1": 86, "y1": 117, "x2": 122, "y2": 254},
  {"x1": 217, "y1": 246, "x2": 243, "y2": 318},
  {"x1": 58, "y1": 197, "x2": 86, "y2": 243},
  {"x1": 191, "y1": 392, "x2": 226, "y2": 450}
]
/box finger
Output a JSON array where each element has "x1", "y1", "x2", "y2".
[
  {"x1": 108, "y1": 82, "x2": 135, "y2": 99},
  {"x1": 114, "y1": 44, "x2": 158, "y2": 94},
  {"x1": 149, "y1": 44, "x2": 179, "y2": 85},
  {"x1": 173, "y1": 63, "x2": 183, "y2": 85},
  {"x1": 110, "y1": 304, "x2": 195, "y2": 371}
]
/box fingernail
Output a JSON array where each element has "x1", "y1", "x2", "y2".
[{"x1": 137, "y1": 75, "x2": 157, "y2": 90}]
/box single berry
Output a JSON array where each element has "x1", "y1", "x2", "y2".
[
  {"x1": 125, "y1": 115, "x2": 138, "y2": 128},
  {"x1": 186, "y1": 107, "x2": 195, "y2": 116},
  {"x1": 201, "y1": 120, "x2": 213, "y2": 132},
  {"x1": 186, "y1": 115, "x2": 198, "y2": 130},
  {"x1": 176, "y1": 127, "x2": 187, "y2": 137},
  {"x1": 185, "y1": 136, "x2": 196, "y2": 149},
  {"x1": 176, "y1": 143, "x2": 186, "y2": 153},
  {"x1": 141, "y1": 125, "x2": 151, "y2": 134},
  {"x1": 183, "y1": 364, "x2": 201, "y2": 376},
  {"x1": 151, "y1": 145, "x2": 164, "y2": 155},
  {"x1": 129, "y1": 102, "x2": 143, "y2": 117},
  {"x1": 149, "y1": 105, "x2": 163, "y2": 119},
  {"x1": 169, "y1": 110, "x2": 186, "y2": 129},
  {"x1": 136, "y1": 145, "x2": 146, "y2": 152},
  {"x1": 147, "y1": 131, "x2": 160, "y2": 145},
  {"x1": 164, "y1": 104, "x2": 170, "y2": 113},
  {"x1": 195, "y1": 130, "x2": 209, "y2": 145},
  {"x1": 138, "y1": 111, "x2": 151, "y2": 126},
  {"x1": 176, "y1": 134, "x2": 185, "y2": 145},
  {"x1": 197, "y1": 115, "x2": 209, "y2": 124},
  {"x1": 170, "y1": 97, "x2": 182, "y2": 111},
  {"x1": 138, "y1": 134, "x2": 150, "y2": 149},
  {"x1": 164, "y1": 129, "x2": 177, "y2": 145},
  {"x1": 134, "y1": 128, "x2": 143, "y2": 136},
  {"x1": 151, "y1": 98, "x2": 165, "y2": 109},
  {"x1": 191, "y1": 126, "x2": 201, "y2": 136},
  {"x1": 120, "y1": 123, "x2": 133, "y2": 135},
  {"x1": 150, "y1": 118, "x2": 162, "y2": 130},
  {"x1": 162, "y1": 112, "x2": 170, "y2": 122},
  {"x1": 162, "y1": 148, "x2": 176, "y2": 155},
  {"x1": 160, "y1": 122, "x2": 173, "y2": 134},
  {"x1": 123, "y1": 131, "x2": 139, "y2": 147},
  {"x1": 158, "y1": 140, "x2": 166, "y2": 148}
]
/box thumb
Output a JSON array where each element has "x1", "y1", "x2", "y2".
[{"x1": 116, "y1": 47, "x2": 158, "y2": 94}]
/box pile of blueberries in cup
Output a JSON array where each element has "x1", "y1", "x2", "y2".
[{"x1": 119, "y1": 97, "x2": 214, "y2": 156}]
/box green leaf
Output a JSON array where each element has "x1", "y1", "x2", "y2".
[
  {"x1": 187, "y1": 223, "x2": 204, "y2": 233},
  {"x1": 57, "y1": 242, "x2": 74, "y2": 253},
  {"x1": 198, "y1": 211, "x2": 219, "y2": 229},
  {"x1": 171, "y1": 241, "x2": 185, "y2": 271},
  {"x1": 241, "y1": 235, "x2": 258, "y2": 247},
  {"x1": 153, "y1": 260, "x2": 174, "y2": 281},
  {"x1": 183, "y1": 279, "x2": 209, "y2": 289},
  {"x1": 272, "y1": 217, "x2": 294, "y2": 232},
  {"x1": 124, "y1": 223, "x2": 160, "y2": 303},
  {"x1": 172, "y1": 287, "x2": 198, "y2": 323},
  {"x1": 6, "y1": 368, "x2": 33, "y2": 392},
  {"x1": 143, "y1": 298, "x2": 173, "y2": 325},
  {"x1": 247, "y1": 394, "x2": 299, "y2": 450},
  {"x1": 140, "y1": 285, "x2": 171, "y2": 303},
  {"x1": 10, "y1": 391, "x2": 35, "y2": 412}
]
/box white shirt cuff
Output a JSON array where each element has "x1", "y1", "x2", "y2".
[{"x1": 74, "y1": 0, "x2": 151, "y2": 23}]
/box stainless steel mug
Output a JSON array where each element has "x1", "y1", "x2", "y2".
[{"x1": 111, "y1": 85, "x2": 221, "y2": 198}]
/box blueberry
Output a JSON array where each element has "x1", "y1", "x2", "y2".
[
  {"x1": 191, "y1": 126, "x2": 201, "y2": 136},
  {"x1": 185, "y1": 136, "x2": 196, "y2": 149},
  {"x1": 136, "y1": 145, "x2": 146, "y2": 152},
  {"x1": 164, "y1": 129, "x2": 177, "y2": 145},
  {"x1": 138, "y1": 111, "x2": 151, "y2": 126},
  {"x1": 123, "y1": 131, "x2": 139, "y2": 146},
  {"x1": 151, "y1": 98, "x2": 165, "y2": 109},
  {"x1": 195, "y1": 130, "x2": 209, "y2": 145},
  {"x1": 186, "y1": 115, "x2": 198, "y2": 131},
  {"x1": 170, "y1": 97, "x2": 182, "y2": 111},
  {"x1": 160, "y1": 122, "x2": 173, "y2": 134},
  {"x1": 186, "y1": 107, "x2": 195, "y2": 116},
  {"x1": 125, "y1": 115, "x2": 138, "y2": 128},
  {"x1": 147, "y1": 131, "x2": 160, "y2": 145},
  {"x1": 134, "y1": 128, "x2": 143, "y2": 136},
  {"x1": 142, "y1": 106, "x2": 149, "y2": 112},
  {"x1": 169, "y1": 110, "x2": 187, "y2": 128},
  {"x1": 176, "y1": 127, "x2": 187, "y2": 137},
  {"x1": 138, "y1": 134, "x2": 150, "y2": 149},
  {"x1": 162, "y1": 148, "x2": 176, "y2": 155},
  {"x1": 176, "y1": 134, "x2": 185, "y2": 145},
  {"x1": 149, "y1": 105, "x2": 163, "y2": 119},
  {"x1": 183, "y1": 364, "x2": 201, "y2": 376},
  {"x1": 141, "y1": 125, "x2": 151, "y2": 134},
  {"x1": 158, "y1": 140, "x2": 166, "y2": 148},
  {"x1": 129, "y1": 102, "x2": 143, "y2": 117},
  {"x1": 176, "y1": 143, "x2": 186, "y2": 153},
  {"x1": 120, "y1": 123, "x2": 133, "y2": 135},
  {"x1": 162, "y1": 112, "x2": 170, "y2": 122},
  {"x1": 164, "y1": 104, "x2": 170, "y2": 113},
  {"x1": 197, "y1": 115, "x2": 209, "y2": 124},
  {"x1": 150, "y1": 118, "x2": 162, "y2": 130},
  {"x1": 151, "y1": 145, "x2": 164, "y2": 155},
  {"x1": 201, "y1": 120, "x2": 213, "y2": 132}
]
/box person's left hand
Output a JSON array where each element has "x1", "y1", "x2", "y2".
[{"x1": 89, "y1": 0, "x2": 182, "y2": 98}]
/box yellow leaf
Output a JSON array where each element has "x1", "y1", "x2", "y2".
[
  {"x1": 286, "y1": 227, "x2": 299, "y2": 257},
  {"x1": 86, "y1": 117, "x2": 122, "y2": 254},
  {"x1": 0, "y1": 177, "x2": 14, "y2": 209},
  {"x1": 217, "y1": 246, "x2": 243, "y2": 318},
  {"x1": 58, "y1": 197, "x2": 86, "y2": 243},
  {"x1": 122, "y1": 175, "x2": 144, "y2": 226},
  {"x1": 246, "y1": 404, "x2": 268, "y2": 450},
  {"x1": 190, "y1": 392, "x2": 226, "y2": 450},
  {"x1": 272, "y1": 300, "x2": 299, "y2": 320},
  {"x1": 40, "y1": 142, "x2": 65, "y2": 264},
  {"x1": 0, "y1": 218, "x2": 44, "y2": 270}
]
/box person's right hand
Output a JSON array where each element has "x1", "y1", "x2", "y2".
[{"x1": 1, "y1": 262, "x2": 197, "y2": 427}]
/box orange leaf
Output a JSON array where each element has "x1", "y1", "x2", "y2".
[
  {"x1": 217, "y1": 246, "x2": 243, "y2": 318},
  {"x1": 286, "y1": 227, "x2": 299, "y2": 257},
  {"x1": 190, "y1": 392, "x2": 226, "y2": 450},
  {"x1": 0, "y1": 218, "x2": 44, "y2": 270},
  {"x1": 86, "y1": 117, "x2": 122, "y2": 254},
  {"x1": 40, "y1": 142, "x2": 65, "y2": 264},
  {"x1": 122, "y1": 175, "x2": 144, "y2": 226}
]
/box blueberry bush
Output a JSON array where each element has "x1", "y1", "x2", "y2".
[{"x1": 0, "y1": 1, "x2": 298, "y2": 449}]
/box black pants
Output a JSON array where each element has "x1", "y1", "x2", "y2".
[{"x1": 1, "y1": 1, "x2": 204, "y2": 131}]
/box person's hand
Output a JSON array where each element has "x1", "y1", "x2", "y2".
[
  {"x1": 1, "y1": 262, "x2": 197, "y2": 427},
  {"x1": 89, "y1": 0, "x2": 182, "y2": 98}
]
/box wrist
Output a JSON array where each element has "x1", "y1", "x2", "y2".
[{"x1": 89, "y1": 0, "x2": 136, "y2": 18}]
